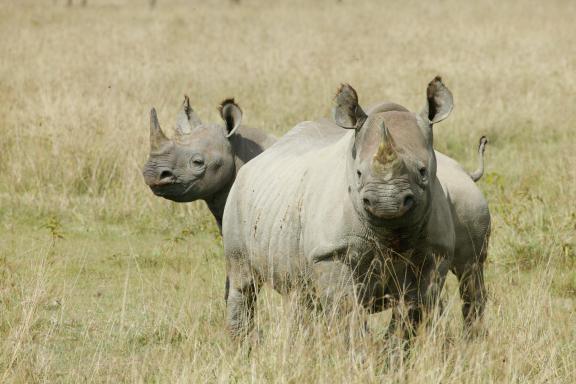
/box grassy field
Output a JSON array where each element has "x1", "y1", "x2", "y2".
[{"x1": 1, "y1": 0, "x2": 575, "y2": 382}]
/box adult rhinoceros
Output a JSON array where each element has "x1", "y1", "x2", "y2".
[
  {"x1": 222, "y1": 77, "x2": 490, "y2": 341},
  {"x1": 143, "y1": 97, "x2": 276, "y2": 300}
]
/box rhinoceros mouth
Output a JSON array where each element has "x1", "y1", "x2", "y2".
[
  {"x1": 361, "y1": 204, "x2": 420, "y2": 230},
  {"x1": 149, "y1": 178, "x2": 201, "y2": 202},
  {"x1": 149, "y1": 180, "x2": 183, "y2": 196},
  {"x1": 148, "y1": 177, "x2": 176, "y2": 188}
]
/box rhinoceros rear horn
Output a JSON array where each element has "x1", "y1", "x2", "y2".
[
  {"x1": 333, "y1": 84, "x2": 367, "y2": 130},
  {"x1": 420, "y1": 76, "x2": 454, "y2": 124},
  {"x1": 150, "y1": 108, "x2": 169, "y2": 152},
  {"x1": 175, "y1": 95, "x2": 202, "y2": 136},
  {"x1": 219, "y1": 98, "x2": 242, "y2": 138}
]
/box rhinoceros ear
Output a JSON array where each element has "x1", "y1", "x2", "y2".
[
  {"x1": 219, "y1": 98, "x2": 242, "y2": 138},
  {"x1": 420, "y1": 76, "x2": 453, "y2": 124},
  {"x1": 333, "y1": 84, "x2": 367, "y2": 130},
  {"x1": 175, "y1": 95, "x2": 202, "y2": 136}
]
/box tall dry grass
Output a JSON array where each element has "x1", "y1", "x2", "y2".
[{"x1": 0, "y1": 0, "x2": 575, "y2": 382}]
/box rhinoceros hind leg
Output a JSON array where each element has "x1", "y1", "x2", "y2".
[
  {"x1": 226, "y1": 271, "x2": 260, "y2": 341},
  {"x1": 452, "y1": 212, "x2": 490, "y2": 337},
  {"x1": 457, "y1": 263, "x2": 486, "y2": 335},
  {"x1": 453, "y1": 238, "x2": 488, "y2": 338}
]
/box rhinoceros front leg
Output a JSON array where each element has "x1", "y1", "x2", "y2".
[
  {"x1": 312, "y1": 260, "x2": 368, "y2": 346},
  {"x1": 385, "y1": 288, "x2": 422, "y2": 342},
  {"x1": 421, "y1": 253, "x2": 452, "y2": 319},
  {"x1": 386, "y1": 253, "x2": 450, "y2": 341}
]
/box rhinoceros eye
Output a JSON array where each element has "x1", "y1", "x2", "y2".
[
  {"x1": 419, "y1": 166, "x2": 427, "y2": 177},
  {"x1": 418, "y1": 166, "x2": 428, "y2": 184},
  {"x1": 190, "y1": 156, "x2": 205, "y2": 167}
]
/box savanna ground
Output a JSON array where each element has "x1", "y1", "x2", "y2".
[{"x1": 1, "y1": 0, "x2": 575, "y2": 382}]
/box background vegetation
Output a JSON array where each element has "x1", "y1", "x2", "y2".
[{"x1": 0, "y1": 0, "x2": 574, "y2": 382}]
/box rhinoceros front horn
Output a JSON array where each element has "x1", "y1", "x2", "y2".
[
  {"x1": 374, "y1": 120, "x2": 398, "y2": 165},
  {"x1": 150, "y1": 108, "x2": 169, "y2": 152}
]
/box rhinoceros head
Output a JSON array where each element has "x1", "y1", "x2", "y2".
[
  {"x1": 142, "y1": 96, "x2": 242, "y2": 202},
  {"x1": 333, "y1": 76, "x2": 453, "y2": 226}
]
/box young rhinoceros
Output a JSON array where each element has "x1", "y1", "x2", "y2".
[
  {"x1": 222, "y1": 77, "x2": 490, "y2": 341},
  {"x1": 142, "y1": 96, "x2": 276, "y2": 229}
]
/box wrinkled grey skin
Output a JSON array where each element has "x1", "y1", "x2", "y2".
[
  {"x1": 223, "y1": 77, "x2": 490, "y2": 342},
  {"x1": 142, "y1": 96, "x2": 276, "y2": 229}
]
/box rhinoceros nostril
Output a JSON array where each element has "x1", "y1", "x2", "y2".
[
  {"x1": 159, "y1": 170, "x2": 173, "y2": 179},
  {"x1": 362, "y1": 197, "x2": 371, "y2": 207},
  {"x1": 402, "y1": 195, "x2": 415, "y2": 211}
]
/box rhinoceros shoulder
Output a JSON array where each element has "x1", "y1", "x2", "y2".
[{"x1": 262, "y1": 118, "x2": 347, "y2": 159}]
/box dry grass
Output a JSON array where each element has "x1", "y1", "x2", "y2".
[{"x1": 1, "y1": 0, "x2": 575, "y2": 382}]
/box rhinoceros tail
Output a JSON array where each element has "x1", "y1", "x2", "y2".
[{"x1": 470, "y1": 136, "x2": 488, "y2": 182}]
